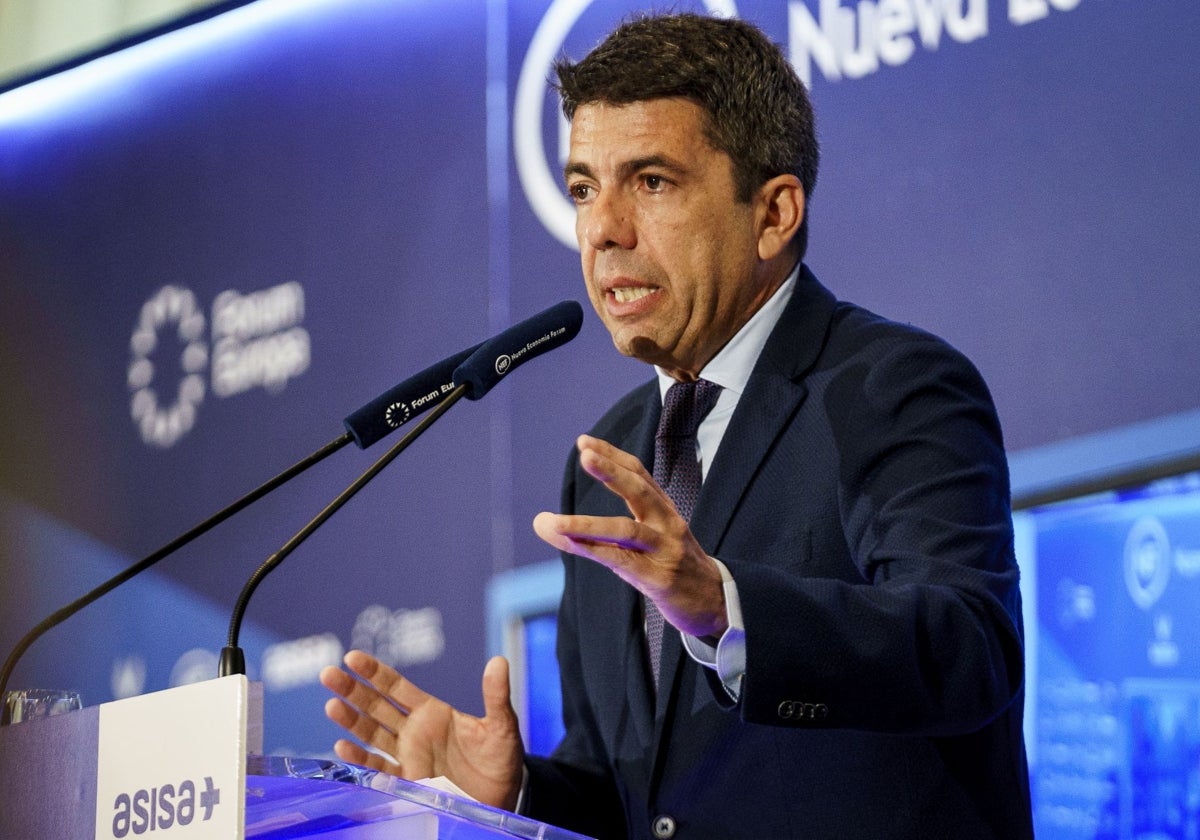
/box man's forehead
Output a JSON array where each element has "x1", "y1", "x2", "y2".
[
  {"x1": 570, "y1": 97, "x2": 707, "y2": 132},
  {"x1": 567, "y1": 99, "x2": 715, "y2": 165}
]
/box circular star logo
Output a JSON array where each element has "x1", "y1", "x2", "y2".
[
  {"x1": 385, "y1": 401, "x2": 412, "y2": 428},
  {"x1": 127, "y1": 286, "x2": 208, "y2": 448}
]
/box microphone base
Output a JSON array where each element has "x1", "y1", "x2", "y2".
[{"x1": 218, "y1": 646, "x2": 246, "y2": 677}]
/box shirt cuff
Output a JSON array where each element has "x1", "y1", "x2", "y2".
[
  {"x1": 681, "y1": 557, "x2": 745, "y2": 700},
  {"x1": 514, "y1": 763, "x2": 530, "y2": 813}
]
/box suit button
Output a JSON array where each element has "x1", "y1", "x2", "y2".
[
  {"x1": 778, "y1": 700, "x2": 829, "y2": 721},
  {"x1": 652, "y1": 815, "x2": 677, "y2": 838}
]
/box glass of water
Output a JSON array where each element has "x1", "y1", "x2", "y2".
[{"x1": 2, "y1": 688, "x2": 83, "y2": 725}]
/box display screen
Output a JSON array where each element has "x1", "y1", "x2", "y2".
[
  {"x1": 1016, "y1": 469, "x2": 1200, "y2": 838},
  {"x1": 522, "y1": 611, "x2": 565, "y2": 758}
]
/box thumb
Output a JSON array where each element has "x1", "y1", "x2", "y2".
[{"x1": 481, "y1": 655, "x2": 517, "y2": 723}]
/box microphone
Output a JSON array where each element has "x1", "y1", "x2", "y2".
[
  {"x1": 341, "y1": 299, "x2": 582, "y2": 446},
  {"x1": 218, "y1": 300, "x2": 584, "y2": 676},
  {"x1": 343, "y1": 341, "x2": 483, "y2": 449},
  {"x1": 453, "y1": 300, "x2": 584, "y2": 399}
]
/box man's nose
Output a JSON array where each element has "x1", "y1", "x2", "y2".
[{"x1": 581, "y1": 189, "x2": 636, "y2": 251}]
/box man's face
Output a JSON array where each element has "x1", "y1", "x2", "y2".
[{"x1": 565, "y1": 98, "x2": 775, "y2": 379}]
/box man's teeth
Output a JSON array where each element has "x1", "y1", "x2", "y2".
[{"x1": 612, "y1": 287, "x2": 655, "y2": 304}]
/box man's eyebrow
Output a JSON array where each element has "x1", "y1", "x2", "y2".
[
  {"x1": 563, "y1": 155, "x2": 687, "y2": 182},
  {"x1": 623, "y1": 155, "x2": 687, "y2": 177},
  {"x1": 564, "y1": 161, "x2": 594, "y2": 181}
]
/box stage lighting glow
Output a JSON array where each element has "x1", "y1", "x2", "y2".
[{"x1": 0, "y1": 0, "x2": 353, "y2": 128}]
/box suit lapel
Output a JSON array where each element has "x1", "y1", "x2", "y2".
[
  {"x1": 646, "y1": 379, "x2": 813, "y2": 788},
  {"x1": 591, "y1": 268, "x2": 839, "y2": 793},
  {"x1": 689, "y1": 376, "x2": 808, "y2": 553},
  {"x1": 690, "y1": 267, "x2": 836, "y2": 555},
  {"x1": 649, "y1": 267, "x2": 838, "y2": 789},
  {"x1": 615, "y1": 388, "x2": 661, "y2": 749},
  {"x1": 610, "y1": 386, "x2": 703, "y2": 776}
]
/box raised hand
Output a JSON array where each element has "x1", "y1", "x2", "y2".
[
  {"x1": 319, "y1": 650, "x2": 525, "y2": 811},
  {"x1": 533, "y1": 434, "x2": 728, "y2": 638}
]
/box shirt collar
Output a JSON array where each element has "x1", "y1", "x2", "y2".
[{"x1": 656, "y1": 261, "x2": 801, "y2": 402}]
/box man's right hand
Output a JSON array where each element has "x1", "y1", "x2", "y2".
[{"x1": 319, "y1": 650, "x2": 525, "y2": 811}]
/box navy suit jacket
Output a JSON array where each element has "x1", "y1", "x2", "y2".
[{"x1": 525, "y1": 267, "x2": 1033, "y2": 839}]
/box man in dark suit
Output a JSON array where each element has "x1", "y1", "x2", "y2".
[{"x1": 321, "y1": 12, "x2": 1033, "y2": 839}]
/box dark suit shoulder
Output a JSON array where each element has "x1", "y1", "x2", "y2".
[
  {"x1": 824, "y1": 298, "x2": 972, "y2": 366},
  {"x1": 829, "y1": 300, "x2": 1000, "y2": 410},
  {"x1": 759, "y1": 266, "x2": 987, "y2": 392}
]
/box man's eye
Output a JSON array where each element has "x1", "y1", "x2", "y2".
[
  {"x1": 568, "y1": 183, "x2": 592, "y2": 202},
  {"x1": 643, "y1": 175, "x2": 665, "y2": 191}
]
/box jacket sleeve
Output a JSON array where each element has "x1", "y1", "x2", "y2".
[{"x1": 731, "y1": 331, "x2": 1025, "y2": 737}]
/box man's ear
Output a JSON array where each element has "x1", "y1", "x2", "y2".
[{"x1": 755, "y1": 175, "x2": 805, "y2": 261}]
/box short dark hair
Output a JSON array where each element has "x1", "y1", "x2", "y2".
[{"x1": 554, "y1": 13, "x2": 818, "y2": 257}]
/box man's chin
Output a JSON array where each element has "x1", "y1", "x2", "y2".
[
  {"x1": 611, "y1": 332, "x2": 654, "y2": 357},
  {"x1": 617, "y1": 334, "x2": 691, "y2": 374}
]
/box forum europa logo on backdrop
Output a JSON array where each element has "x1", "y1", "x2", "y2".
[{"x1": 127, "y1": 282, "x2": 311, "y2": 448}]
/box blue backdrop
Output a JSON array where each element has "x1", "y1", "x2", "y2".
[{"x1": 1, "y1": 1, "x2": 1198, "y2": 836}]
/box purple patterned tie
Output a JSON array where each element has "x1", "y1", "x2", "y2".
[{"x1": 646, "y1": 379, "x2": 722, "y2": 687}]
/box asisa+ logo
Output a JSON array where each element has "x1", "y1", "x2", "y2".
[{"x1": 110, "y1": 775, "x2": 220, "y2": 837}]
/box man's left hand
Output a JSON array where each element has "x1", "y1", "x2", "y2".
[{"x1": 533, "y1": 434, "x2": 728, "y2": 638}]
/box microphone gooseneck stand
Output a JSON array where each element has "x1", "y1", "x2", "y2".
[
  {"x1": 0, "y1": 433, "x2": 353, "y2": 704},
  {"x1": 218, "y1": 384, "x2": 470, "y2": 676}
]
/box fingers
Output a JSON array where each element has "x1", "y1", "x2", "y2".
[
  {"x1": 576, "y1": 434, "x2": 645, "y2": 475},
  {"x1": 533, "y1": 436, "x2": 728, "y2": 637},
  {"x1": 322, "y1": 651, "x2": 523, "y2": 793},
  {"x1": 533, "y1": 510, "x2": 653, "y2": 556},
  {"x1": 533, "y1": 435, "x2": 683, "y2": 558},
  {"x1": 324, "y1": 693, "x2": 396, "y2": 750},
  {"x1": 332, "y1": 738, "x2": 402, "y2": 776},
  {"x1": 343, "y1": 650, "x2": 432, "y2": 713},
  {"x1": 533, "y1": 510, "x2": 669, "y2": 606},
  {"x1": 532, "y1": 435, "x2": 685, "y2": 580},
  {"x1": 320, "y1": 667, "x2": 402, "y2": 737},
  {"x1": 322, "y1": 651, "x2": 430, "y2": 723},
  {"x1": 319, "y1": 651, "x2": 434, "y2": 761},
  {"x1": 576, "y1": 436, "x2": 676, "y2": 522},
  {"x1": 481, "y1": 656, "x2": 517, "y2": 727}
]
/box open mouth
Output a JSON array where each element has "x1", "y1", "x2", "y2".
[{"x1": 611, "y1": 286, "x2": 657, "y2": 304}]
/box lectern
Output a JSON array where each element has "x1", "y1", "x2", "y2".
[{"x1": 0, "y1": 677, "x2": 591, "y2": 840}]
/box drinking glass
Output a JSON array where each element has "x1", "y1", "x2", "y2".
[{"x1": 2, "y1": 688, "x2": 83, "y2": 725}]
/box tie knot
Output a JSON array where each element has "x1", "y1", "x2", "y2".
[{"x1": 658, "y1": 379, "x2": 722, "y2": 440}]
